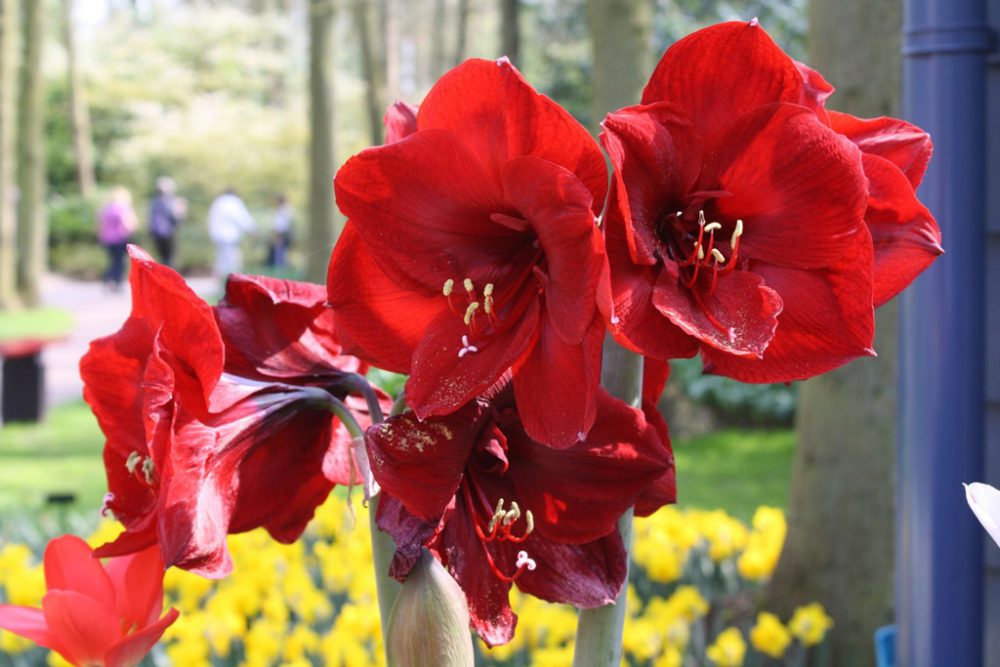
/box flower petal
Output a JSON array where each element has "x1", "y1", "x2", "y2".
[
  {"x1": 964, "y1": 483, "x2": 1000, "y2": 549},
  {"x1": 642, "y1": 21, "x2": 805, "y2": 142},
  {"x1": 384, "y1": 101, "x2": 419, "y2": 144},
  {"x1": 513, "y1": 530, "x2": 627, "y2": 609},
  {"x1": 418, "y1": 58, "x2": 607, "y2": 209},
  {"x1": 103, "y1": 545, "x2": 166, "y2": 628},
  {"x1": 375, "y1": 494, "x2": 443, "y2": 580},
  {"x1": 828, "y1": 110, "x2": 932, "y2": 188},
  {"x1": 103, "y1": 608, "x2": 179, "y2": 667},
  {"x1": 43, "y1": 536, "x2": 116, "y2": 610},
  {"x1": 0, "y1": 605, "x2": 64, "y2": 654},
  {"x1": 42, "y1": 590, "x2": 122, "y2": 666}
]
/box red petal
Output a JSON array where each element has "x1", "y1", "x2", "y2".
[
  {"x1": 43, "y1": 536, "x2": 116, "y2": 610},
  {"x1": 42, "y1": 590, "x2": 121, "y2": 665},
  {"x1": 703, "y1": 227, "x2": 876, "y2": 382},
  {"x1": 384, "y1": 101, "x2": 418, "y2": 144},
  {"x1": 642, "y1": 21, "x2": 805, "y2": 142},
  {"x1": 507, "y1": 388, "x2": 671, "y2": 542},
  {"x1": 513, "y1": 530, "x2": 627, "y2": 609},
  {"x1": 829, "y1": 110, "x2": 933, "y2": 188},
  {"x1": 642, "y1": 358, "x2": 671, "y2": 405},
  {"x1": 104, "y1": 608, "x2": 179, "y2": 667},
  {"x1": 0, "y1": 605, "x2": 65, "y2": 654},
  {"x1": 366, "y1": 404, "x2": 486, "y2": 521},
  {"x1": 652, "y1": 261, "x2": 783, "y2": 358},
  {"x1": 502, "y1": 155, "x2": 602, "y2": 344},
  {"x1": 103, "y1": 545, "x2": 166, "y2": 629},
  {"x1": 709, "y1": 103, "x2": 867, "y2": 270},
  {"x1": 418, "y1": 58, "x2": 607, "y2": 210},
  {"x1": 93, "y1": 524, "x2": 158, "y2": 560},
  {"x1": 511, "y1": 315, "x2": 603, "y2": 448},
  {"x1": 375, "y1": 494, "x2": 442, "y2": 581},
  {"x1": 860, "y1": 153, "x2": 942, "y2": 305},
  {"x1": 601, "y1": 103, "x2": 702, "y2": 265},
  {"x1": 634, "y1": 397, "x2": 677, "y2": 516},
  {"x1": 407, "y1": 299, "x2": 540, "y2": 420},
  {"x1": 327, "y1": 223, "x2": 444, "y2": 373},
  {"x1": 793, "y1": 61, "x2": 835, "y2": 118},
  {"x1": 216, "y1": 274, "x2": 364, "y2": 383}
]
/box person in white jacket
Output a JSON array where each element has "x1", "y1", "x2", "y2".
[{"x1": 207, "y1": 188, "x2": 256, "y2": 281}]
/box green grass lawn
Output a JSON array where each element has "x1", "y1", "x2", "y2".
[
  {"x1": 0, "y1": 307, "x2": 74, "y2": 342},
  {"x1": 0, "y1": 401, "x2": 796, "y2": 524}
]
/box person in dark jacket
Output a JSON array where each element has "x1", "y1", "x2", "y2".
[{"x1": 148, "y1": 177, "x2": 186, "y2": 267}]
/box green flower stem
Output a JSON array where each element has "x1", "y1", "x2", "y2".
[
  {"x1": 572, "y1": 335, "x2": 643, "y2": 667},
  {"x1": 369, "y1": 492, "x2": 402, "y2": 646},
  {"x1": 344, "y1": 372, "x2": 385, "y2": 423}
]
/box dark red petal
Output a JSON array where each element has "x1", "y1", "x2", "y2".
[
  {"x1": 702, "y1": 227, "x2": 876, "y2": 383},
  {"x1": 327, "y1": 223, "x2": 444, "y2": 374},
  {"x1": 643, "y1": 21, "x2": 805, "y2": 141},
  {"x1": 334, "y1": 129, "x2": 520, "y2": 292},
  {"x1": 511, "y1": 315, "x2": 602, "y2": 448},
  {"x1": 507, "y1": 388, "x2": 671, "y2": 542},
  {"x1": 502, "y1": 155, "x2": 601, "y2": 344},
  {"x1": 103, "y1": 545, "x2": 166, "y2": 628},
  {"x1": 407, "y1": 299, "x2": 540, "y2": 420},
  {"x1": 418, "y1": 58, "x2": 607, "y2": 209},
  {"x1": 216, "y1": 274, "x2": 364, "y2": 384},
  {"x1": 652, "y1": 260, "x2": 782, "y2": 358},
  {"x1": 104, "y1": 608, "x2": 180, "y2": 667},
  {"x1": 0, "y1": 605, "x2": 65, "y2": 654},
  {"x1": 600, "y1": 103, "x2": 702, "y2": 265},
  {"x1": 375, "y1": 494, "x2": 442, "y2": 581},
  {"x1": 513, "y1": 530, "x2": 627, "y2": 609},
  {"x1": 634, "y1": 398, "x2": 677, "y2": 516},
  {"x1": 43, "y1": 536, "x2": 116, "y2": 610},
  {"x1": 642, "y1": 358, "x2": 671, "y2": 405},
  {"x1": 42, "y1": 590, "x2": 121, "y2": 665},
  {"x1": 384, "y1": 101, "x2": 419, "y2": 144},
  {"x1": 861, "y1": 153, "x2": 943, "y2": 305},
  {"x1": 93, "y1": 524, "x2": 158, "y2": 560},
  {"x1": 709, "y1": 104, "x2": 868, "y2": 270},
  {"x1": 366, "y1": 404, "x2": 485, "y2": 521},
  {"x1": 829, "y1": 110, "x2": 933, "y2": 188}
]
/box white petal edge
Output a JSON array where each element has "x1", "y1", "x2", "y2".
[{"x1": 964, "y1": 482, "x2": 1000, "y2": 549}]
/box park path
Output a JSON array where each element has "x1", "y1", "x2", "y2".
[{"x1": 41, "y1": 272, "x2": 216, "y2": 407}]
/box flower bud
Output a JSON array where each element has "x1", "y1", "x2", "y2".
[{"x1": 386, "y1": 550, "x2": 474, "y2": 667}]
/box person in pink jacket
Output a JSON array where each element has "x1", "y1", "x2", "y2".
[{"x1": 97, "y1": 187, "x2": 138, "y2": 291}]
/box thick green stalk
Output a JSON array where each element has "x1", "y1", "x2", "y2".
[
  {"x1": 572, "y1": 334, "x2": 643, "y2": 667},
  {"x1": 369, "y1": 493, "x2": 401, "y2": 645}
]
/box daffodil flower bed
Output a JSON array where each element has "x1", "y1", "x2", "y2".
[{"x1": 0, "y1": 504, "x2": 831, "y2": 667}]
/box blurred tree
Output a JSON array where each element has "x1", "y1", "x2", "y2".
[
  {"x1": 307, "y1": 0, "x2": 336, "y2": 284},
  {"x1": 16, "y1": 0, "x2": 45, "y2": 306},
  {"x1": 586, "y1": 0, "x2": 651, "y2": 125},
  {"x1": 453, "y1": 0, "x2": 469, "y2": 64},
  {"x1": 431, "y1": 0, "x2": 446, "y2": 76},
  {"x1": 61, "y1": 0, "x2": 95, "y2": 198},
  {"x1": 354, "y1": 0, "x2": 384, "y2": 145},
  {"x1": 763, "y1": 1, "x2": 902, "y2": 664},
  {"x1": 383, "y1": 0, "x2": 400, "y2": 99},
  {"x1": 0, "y1": 0, "x2": 15, "y2": 308},
  {"x1": 500, "y1": 0, "x2": 520, "y2": 64}
]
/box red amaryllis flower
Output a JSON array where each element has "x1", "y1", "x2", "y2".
[
  {"x1": 604, "y1": 20, "x2": 941, "y2": 383},
  {"x1": 366, "y1": 385, "x2": 674, "y2": 646},
  {"x1": 328, "y1": 58, "x2": 609, "y2": 447},
  {"x1": 0, "y1": 536, "x2": 178, "y2": 667},
  {"x1": 81, "y1": 247, "x2": 377, "y2": 577}
]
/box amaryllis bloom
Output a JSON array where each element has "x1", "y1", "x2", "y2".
[
  {"x1": 81, "y1": 247, "x2": 378, "y2": 577},
  {"x1": 0, "y1": 536, "x2": 178, "y2": 667},
  {"x1": 604, "y1": 20, "x2": 941, "y2": 383},
  {"x1": 328, "y1": 57, "x2": 609, "y2": 447},
  {"x1": 366, "y1": 385, "x2": 674, "y2": 646},
  {"x1": 964, "y1": 483, "x2": 1000, "y2": 549}
]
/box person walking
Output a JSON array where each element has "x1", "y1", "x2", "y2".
[
  {"x1": 207, "y1": 187, "x2": 256, "y2": 283},
  {"x1": 148, "y1": 176, "x2": 186, "y2": 267},
  {"x1": 267, "y1": 193, "x2": 294, "y2": 269},
  {"x1": 97, "y1": 187, "x2": 138, "y2": 292}
]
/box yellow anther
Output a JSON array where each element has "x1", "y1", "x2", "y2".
[
  {"x1": 503, "y1": 501, "x2": 521, "y2": 525},
  {"x1": 696, "y1": 243, "x2": 705, "y2": 260},
  {"x1": 483, "y1": 283, "x2": 494, "y2": 297},
  {"x1": 711, "y1": 248, "x2": 726, "y2": 264},
  {"x1": 141, "y1": 457, "x2": 155, "y2": 485},
  {"x1": 731, "y1": 219, "x2": 744, "y2": 245},
  {"x1": 463, "y1": 301, "x2": 480, "y2": 325},
  {"x1": 442, "y1": 279, "x2": 454, "y2": 297},
  {"x1": 524, "y1": 510, "x2": 535, "y2": 535},
  {"x1": 487, "y1": 498, "x2": 506, "y2": 534},
  {"x1": 483, "y1": 283, "x2": 495, "y2": 314},
  {"x1": 704, "y1": 222, "x2": 722, "y2": 233},
  {"x1": 125, "y1": 451, "x2": 142, "y2": 474},
  {"x1": 463, "y1": 278, "x2": 474, "y2": 294},
  {"x1": 698, "y1": 210, "x2": 707, "y2": 226}
]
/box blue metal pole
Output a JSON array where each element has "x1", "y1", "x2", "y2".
[{"x1": 898, "y1": 0, "x2": 995, "y2": 664}]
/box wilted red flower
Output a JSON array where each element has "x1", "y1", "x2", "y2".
[
  {"x1": 328, "y1": 58, "x2": 609, "y2": 447},
  {"x1": 604, "y1": 20, "x2": 941, "y2": 383},
  {"x1": 366, "y1": 385, "x2": 674, "y2": 646},
  {"x1": 81, "y1": 247, "x2": 378, "y2": 577},
  {"x1": 0, "y1": 536, "x2": 178, "y2": 667}
]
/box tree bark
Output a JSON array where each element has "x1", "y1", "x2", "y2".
[
  {"x1": 382, "y1": 0, "x2": 400, "y2": 100},
  {"x1": 62, "y1": 0, "x2": 95, "y2": 198},
  {"x1": 586, "y1": 0, "x2": 651, "y2": 127},
  {"x1": 763, "y1": 2, "x2": 902, "y2": 665},
  {"x1": 430, "y1": 0, "x2": 446, "y2": 77},
  {"x1": 500, "y1": 0, "x2": 519, "y2": 65},
  {"x1": 353, "y1": 0, "x2": 384, "y2": 145},
  {"x1": 16, "y1": 0, "x2": 45, "y2": 306},
  {"x1": 453, "y1": 0, "x2": 468, "y2": 65},
  {"x1": 306, "y1": 0, "x2": 336, "y2": 284},
  {"x1": 0, "y1": 0, "x2": 17, "y2": 309}
]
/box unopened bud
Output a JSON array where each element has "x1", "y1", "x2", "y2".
[{"x1": 386, "y1": 550, "x2": 474, "y2": 667}]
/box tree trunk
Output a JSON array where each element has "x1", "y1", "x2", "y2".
[
  {"x1": 62, "y1": 0, "x2": 95, "y2": 199},
  {"x1": 500, "y1": 0, "x2": 519, "y2": 65},
  {"x1": 0, "y1": 0, "x2": 17, "y2": 309},
  {"x1": 354, "y1": 0, "x2": 383, "y2": 145},
  {"x1": 763, "y1": 2, "x2": 902, "y2": 665},
  {"x1": 16, "y1": 0, "x2": 45, "y2": 306},
  {"x1": 453, "y1": 0, "x2": 468, "y2": 65},
  {"x1": 383, "y1": 0, "x2": 400, "y2": 100},
  {"x1": 586, "y1": 0, "x2": 651, "y2": 125},
  {"x1": 430, "y1": 0, "x2": 446, "y2": 77},
  {"x1": 306, "y1": 0, "x2": 336, "y2": 284}
]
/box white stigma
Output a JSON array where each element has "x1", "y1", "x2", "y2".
[
  {"x1": 516, "y1": 550, "x2": 537, "y2": 571},
  {"x1": 458, "y1": 334, "x2": 479, "y2": 358}
]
